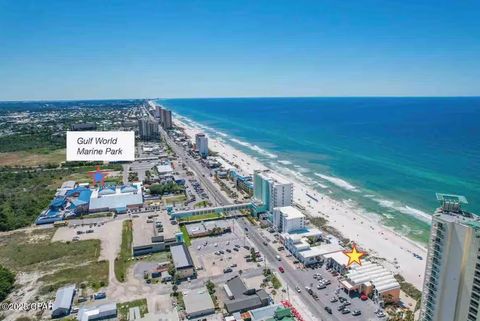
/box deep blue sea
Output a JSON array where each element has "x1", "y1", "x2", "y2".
[{"x1": 158, "y1": 97, "x2": 480, "y2": 243}]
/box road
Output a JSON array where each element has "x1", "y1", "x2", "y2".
[{"x1": 145, "y1": 104, "x2": 374, "y2": 320}]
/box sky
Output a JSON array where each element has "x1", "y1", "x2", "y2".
[{"x1": 0, "y1": 0, "x2": 479, "y2": 100}]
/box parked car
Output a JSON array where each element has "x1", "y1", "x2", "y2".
[
  {"x1": 324, "y1": 307, "x2": 332, "y2": 314},
  {"x1": 223, "y1": 268, "x2": 233, "y2": 273},
  {"x1": 352, "y1": 310, "x2": 362, "y2": 316},
  {"x1": 278, "y1": 266, "x2": 285, "y2": 273}
]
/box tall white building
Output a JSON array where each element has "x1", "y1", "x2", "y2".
[
  {"x1": 195, "y1": 133, "x2": 208, "y2": 158},
  {"x1": 252, "y1": 170, "x2": 293, "y2": 214},
  {"x1": 419, "y1": 193, "x2": 480, "y2": 321},
  {"x1": 272, "y1": 206, "x2": 305, "y2": 233}
]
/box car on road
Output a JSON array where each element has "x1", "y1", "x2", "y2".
[
  {"x1": 352, "y1": 310, "x2": 362, "y2": 316},
  {"x1": 223, "y1": 268, "x2": 233, "y2": 273},
  {"x1": 324, "y1": 307, "x2": 332, "y2": 314},
  {"x1": 278, "y1": 266, "x2": 285, "y2": 273},
  {"x1": 276, "y1": 255, "x2": 281, "y2": 261}
]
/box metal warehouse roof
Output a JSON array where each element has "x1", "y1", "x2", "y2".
[
  {"x1": 170, "y1": 244, "x2": 193, "y2": 269},
  {"x1": 183, "y1": 286, "x2": 215, "y2": 316},
  {"x1": 345, "y1": 262, "x2": 400, "y2": 293},
  {"x1": 52, "y1": 284, "x2": 75, "y2": 312}
]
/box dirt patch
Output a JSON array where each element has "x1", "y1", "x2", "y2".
[{"x1": 0, "y1": 149, "x2": 65, "y2": 167}]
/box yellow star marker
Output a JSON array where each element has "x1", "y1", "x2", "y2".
[{"x1": 343, "y1": 243, "x2": 366, "y2": 267}]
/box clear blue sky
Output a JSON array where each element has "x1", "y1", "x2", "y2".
[{"x1": 1, "y1": 0, "x2": 479, "y2": 100}]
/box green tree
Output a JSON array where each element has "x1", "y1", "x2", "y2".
[{"x1": 0, "y1": 265, "x2": 15, "y2": 302}]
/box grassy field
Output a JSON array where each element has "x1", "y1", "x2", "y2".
[
  {"x1": 0, "y1": 229, "x2": 101, "y2": 271},
  {"x1": 179, "y1": 225, "x2": 191, "y2": 246},
  {"x1": 178, "y1": 212, "x2": 223, "y2": 222},
  {"x1": 193, "y1": 200, "x2": 211, "y2": 208},
  {"x1": 115, "y1": 220, "x2": 133, "y2": 282},
  {"x1": 140, "y1": 251, "x2": 170, "y2": 262},
  {"x1": 38, "y1": 260, "x2": 108, "y2": 294},
  {"x1": 0, "y1": 228, "x2": 106, "y2": 295},
  {"x1": 163, "y1": 194, "x2": 187, "y2": 204},
  {"x1": 117, "y1": 298, "x2": 148, "y2": 321},
  {"x1": 0, "y1": 149, "x2": 66, "y2": 167}
]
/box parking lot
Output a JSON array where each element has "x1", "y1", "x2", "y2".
[
  {"x1": 188, "y1": 219, "x2": 264, "y2": 279},
  {"x1": 245, "y1": 223, "x2": 384, "y2": 320}
]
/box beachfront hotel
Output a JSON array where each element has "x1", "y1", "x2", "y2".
[
  {"x1": 251, "y1": 169, "x2": 293, "y2": 215},
  {"x1": 419, "y1": 194, "x2": 480, "y2": 321},
  {"x1": 195, "y1": 133, "x2": 209, "y2": 158}
]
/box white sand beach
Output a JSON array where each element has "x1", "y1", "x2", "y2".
[{"x1": 175, "y1": 119, "x2": 428, "y2": 289}]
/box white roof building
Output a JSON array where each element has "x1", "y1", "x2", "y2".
[
  {"x1": 156, "y1": 163, "x2": 174, "y2": 176},
  {"x1": 89, "y1": 183, "x2": 143, "y2": 212},
  {"x1": 77, "y1": 303, "x2": 117, "y2": 321},
  {"x1": 339, "y1": 261, "x2": 400, "y2": 301},
  {"x1": 183, "y1": 286, "x2": 215, "y2": 319}
]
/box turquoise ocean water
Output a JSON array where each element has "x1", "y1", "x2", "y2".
[{"x1": 158, "y1": 97, "x2": 480, "y2": 244}]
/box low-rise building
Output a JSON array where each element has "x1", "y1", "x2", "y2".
[
  {"x1": 89, "y1": 183, "x2": 143, "y2": 213},
  {"x1": 223, "y1": 276, "x2": 270, "y2": 314},
  {"x1": 77, "y1": 303, "x2": 117, "y2": 321},
  {"x1": 51, "y1": 284, "x2": 76, "y2": 318},
  {"x1": 183, "y1": 286, "x2": 215, "y2": 319},
  {"x1": 170, "y1": 244, "x2": 196, "y2": 279},
  {"x1": 339, "y1": 261, "x2": 401, "y2": 304},
  {"x1": 132, "y1": 214, "x2": 180, "y2": 256}
]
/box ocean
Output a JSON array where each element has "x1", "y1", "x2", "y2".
[{"x1": 158, "y1": 97, "x2": 480, "y2": 244}]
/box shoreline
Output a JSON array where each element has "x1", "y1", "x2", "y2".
[{"x1": 171, "y1": 114, "x2": 428, "y2": 289}]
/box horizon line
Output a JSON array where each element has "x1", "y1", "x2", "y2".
[{"x1": 1, "y1": 95, "x2": 480, "y2": 103}]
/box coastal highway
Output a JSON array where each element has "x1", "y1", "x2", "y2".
[
  {"x1": 237, "y1": 218, "x2": 342, "y2": 321},
  {"x1": 155, "y1": 121, "x2": 338, "y2": 321}
]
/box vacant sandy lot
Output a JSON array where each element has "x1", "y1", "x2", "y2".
[{"x1": 0, "y1": 148, "x2": 65, "y2": 166}]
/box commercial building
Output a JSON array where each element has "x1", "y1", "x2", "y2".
[
  {"x1": 223, "y1": 276, "x2": 270, "y2": 314},
  {"x1": 339, "y1": 261, "x2": 400, "y2": 304},
  {"x1": 229, "y1": 170, "x2": 254, "y2": 196},
  {"x1": 252, "y1": 170, "x2": 293, "y2": 215},
  {"x1": 89, "y1": 183, "x2": 143, "y2": 213},
  {"x1": 138, "y1": 118, "x2": 159, "y2": 140},
  {"x1": 281, "y1": 229, "x2": 338, "y2": 266},
  {"x1": 156, "y1": 163, "x2": 174, "y2": 176},
  {"x1": 51, "y1": 284, "x2": 76, "y2": 318},
  {"x1": 183, "y1": 286, "x2": 215, "y2": 319},
  {"x1": 36, "y1": 182, "x2": 92, "y2": 225},
  {"x1": 195, "y1": 133, "x2": 209, "y2": 158},
  {"x1": 170, "y1": 244, "x2": 196, "y2": 279},
  {"x1": 77, "y1": 303, "x2": 117, "y2": 321},
  {"x1": 272, "y1": 206, "x2": 305, "y2": 233},
  {"x1": 419, "y1": 194, "x2": 480, "y2": 321},
  {"x1": 132, "y1": 214, "x2": 181, "y2": 256}
]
